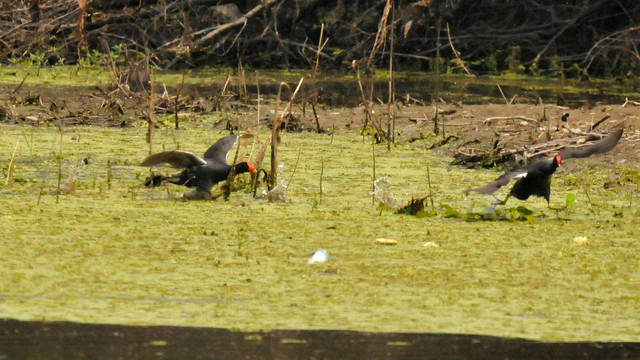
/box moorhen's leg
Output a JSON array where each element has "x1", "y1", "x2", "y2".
[
  {"x1": 547, "y1": 201, "x2": 566, "y2": 211},
  {"x1": 491, "y1": 193, "x2": 511, "y2": 206}
]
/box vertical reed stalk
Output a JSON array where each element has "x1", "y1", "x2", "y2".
[
  {"x1": 107, "y1": 159, "x2": 113, "y2": 190},
  {"x1": 319, "y1": 155, "x2": 324, "y2": 205},
  {"x1": 147, "y1": 57, "x2": 156, "y2": 154},
  {"x1": 55, "y1": 128, "x2": 64, "y2": 204},
  {"x1": 426, "y1": 163, "x2": 435, "y2": 211},
  {"x1": 434, "y1": 18, "x2": 442, "y2": 136},
  {"x1": 5, "y1": 136, "x2": 22, "y2": 186},
  {"x1": 311, "y1": 23, "x2": 328, "y2": 133},
  {"x1": 387, "y1": 2, "x2": 395, "y2": 150},
  {"x1": 174, "y1": 72, "x2": 185, "y2": 129},
  {"x1": 372, "y1": 142, "x2": 376, "y2": 205},
  {"x1": 238, "y1": 61, "x2": 248, "y2": 101},
  {"x1": 270, "y1": 78, "x2": 304, "y2": 188}
]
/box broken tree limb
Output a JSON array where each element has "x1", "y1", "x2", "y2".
[
  {"x1": 562, "y1": 124, "x2": 611, "y2": 138},
  {"x1": 446, "y1": 22, "x2": 475, "y2": 78}
]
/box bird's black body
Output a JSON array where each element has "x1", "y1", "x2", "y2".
[
  {"x1": 161, "y1": 162, "x2": 253, "y2": 191},
  {"x1": 509, "y1": 156, "x2": 560, "y2": 202},
  {"x1": 141, "y1": 134, "x2": 255, "y2": 199},
  {"x1": 467, "y1": 129, "x2": 623, "y2": 207}
]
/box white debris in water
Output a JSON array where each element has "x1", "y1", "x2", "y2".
[
  {"x1": 372, "y1": 177, "x2": 398, "y2": 210},
  {"x1": 308, "y1": 249, "x2": 329, "y2": 264},
  {"x1": 59, "y1": 166, "x2": 77, "y2": 194},
  {"x1": 262, "y1": 182, "x2": 289, "y2": 203}
]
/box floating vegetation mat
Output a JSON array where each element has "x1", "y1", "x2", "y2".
[{"x1": 0, "y1": 124, "x2": 638, "y2": 342}]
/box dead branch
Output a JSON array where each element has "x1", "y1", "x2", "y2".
[
  {"x1": 446, "y1": 22, "x2": 474, "y2": 77},
  {"x1": 453, "y1": 128, "x2": 619, "y2": 168},
  {"x1": 484, "y1": 116, "x2": 537, "y2": 124},
  {"x1": 622, "y1": 97, "x2": 640, "y2": 107}
]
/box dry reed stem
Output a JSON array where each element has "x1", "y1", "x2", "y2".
[
  {"x1": 371, "y1": 142, "x2": 376, "y2": 205},
  {"x1": 55, "y1": 129, "x2": 64, "y2": 204},
  {"x1": 387, "y1": 2, "x2": 395, "y2": 149},
  {"x1": 286, "y1": 147, "x2": 302, "y2": 189},
  {"x1": 368, "y1": 0, "x2": 392, "y2": 68},
  {"x1": 270, "y1": 78, "x2": 304, "y2": 187},
  {"x1": 174, "y1": 72, "x2": 185, "y2": 129},
  {"x1": 147, "y1": 58, "x2": 155, "y2": 154},
  {"x1": 107, "y1": 159, "x2": 113, "y2": 190},
  {"x1": 497, "y1": 84, "x2": 509, "y2": 105},
  {"x1": 426, "y1": 164, "x2": 435, "y2": 211},
  {"x1": 238, "y1": 61, "x2": 248, "y2": 100},
  {"x1": 434, "y1": 18, "x2": 442, "y2": 136},
  {"x1": 5, "y1": 135, "x2": 22, "y2": 186},
  {"x1": 313, "y1": 23, "x2": 328, "y2": 78},
  {"x1": 310, "y1": 23, "x2": 328, "y2": 133},
  {"x1": 319, "y1": 155, "x2": 324, "y2": 205},
  {"x1": 354, "y1": 61, "x2": 384, "y2": 139}
]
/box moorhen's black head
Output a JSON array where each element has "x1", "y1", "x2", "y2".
[{"x1": 234, "y1": 162, "x2": 256, "y2": 174}]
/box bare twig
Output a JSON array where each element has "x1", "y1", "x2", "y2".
[{"x1": 446, "y1": 23, "x2": 475, "y2": 77}]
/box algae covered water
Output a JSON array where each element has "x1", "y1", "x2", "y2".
[{"x1": 0, "y1": 124, "x2": 638, "y2": 342}]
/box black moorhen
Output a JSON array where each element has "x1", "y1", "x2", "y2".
[
  {"x1": 466, "y1": 129, "x2": 623, "y2": 207},
  {"x1": 141, "y1": 134, "x2": 255, "y2": 199}
]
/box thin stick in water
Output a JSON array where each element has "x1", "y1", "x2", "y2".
[
  {"x1": 426, "y1": 163, "x2": 435, "y2": 211},
  {"x1": 5, "y1": 136, "x2": 22, "y2": 186},
  {"x1": 319, "y1": 155, "x2": 324, "y2": 205}
]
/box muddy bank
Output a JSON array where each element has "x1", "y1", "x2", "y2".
[{"x1": 2, "y1": 71, "x2": 639, "y2": 170}]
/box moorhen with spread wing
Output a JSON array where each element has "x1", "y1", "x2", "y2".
[
  {"x1": 141, "y1": 134, "x2": 255, "y2": 199},
  {"x1": 466, "y1": 129, "x2": 623, "y2": 207}
]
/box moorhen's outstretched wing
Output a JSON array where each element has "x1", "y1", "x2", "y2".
[
  {"x1": 558, "y1": 129, "x2": 623, "y2": 160},
  {"x1": 203, "y1": 134, "x2": 254, "y2": 164},
  {"x1": 466, "y1": 166, "x2": 528, "y2": 195},
  {"x1": 140, "y1": 150, "x2": 207, "y2": 168}
]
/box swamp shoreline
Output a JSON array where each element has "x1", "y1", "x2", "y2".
[{"x1": 1, "y1": 70, "x2": 639, "y2": 345}]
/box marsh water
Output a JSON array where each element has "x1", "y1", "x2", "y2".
[
  {"x1": 1, "y1": 69, "x2": 639, "y2": 356},
  {"x1": 1, "y1": 67, "x2": 636, "y2": 107}
]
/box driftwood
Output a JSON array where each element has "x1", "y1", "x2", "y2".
[{"x1": 622, "y1": 98, "x2": 640, "y2": 107}]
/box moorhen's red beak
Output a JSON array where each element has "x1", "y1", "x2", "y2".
[
  {"x1": 555, "y1": 155, "x2": 562, "y2": 166},
  {"x1": 247, "y1": 162, "x2": 256, "y2": 173}
]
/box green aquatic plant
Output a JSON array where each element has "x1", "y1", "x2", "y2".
[{"x1": 0, "y1": 126, "x2": 636, "y2": 342}]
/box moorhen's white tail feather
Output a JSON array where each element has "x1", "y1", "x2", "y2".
[{"x1": 140, "y1": 150, "x2": 206, "y2": 168}]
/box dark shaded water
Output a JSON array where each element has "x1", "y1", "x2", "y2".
[
  {"x1": 307, "y1": 76, "x2": 629, "y2": 107},
  {"x1": 1, "y1": 319, "x2": 639, "y2": 360},
  {"x1": 195, "y1": 74, "x2": 630, "y2": 107},
  {"x1": 1, "y1": 71, "x2": 633, "y2": 110}
]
